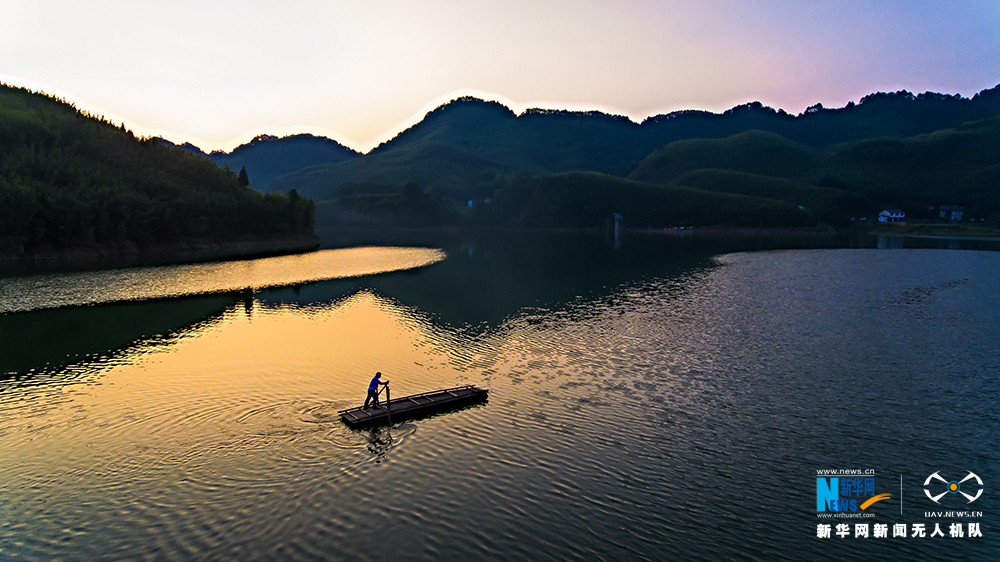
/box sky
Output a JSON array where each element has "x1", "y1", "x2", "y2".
[{"x1": 2, "y1": 0, "x2": 998, "y2": 153}]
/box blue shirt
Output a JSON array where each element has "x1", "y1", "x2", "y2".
[{"x1": 368, "y1": 376, "x2": 381, "y2": 393}]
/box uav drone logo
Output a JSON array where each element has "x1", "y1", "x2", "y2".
[{"x1": 923, "y1": 471, "x2": 983, "y2": 504}]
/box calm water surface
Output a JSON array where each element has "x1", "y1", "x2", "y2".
[{"x1": 1, "y1": 233, "x2": 997, "y2": 561}]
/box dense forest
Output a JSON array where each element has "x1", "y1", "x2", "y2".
[
  {"x1": 0, "y1": 84, "x2": 316, "y2": 260},
  {"x1": 261, "y1": 87, "x2": 1000, "y2": 229}
]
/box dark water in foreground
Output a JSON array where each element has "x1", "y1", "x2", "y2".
[{"x1": 1, "y1": 232, "x2": 998, "y2": 561}]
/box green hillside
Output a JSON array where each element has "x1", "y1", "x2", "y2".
[
  {"x1": 627, "y1": 130, "x2": 822, "y2": 183},
  {"x1": 319, "y1": 182, "x2": 462, "y2": 228},
  {"x1": 368, "y1": 99, "x2": 649, "y2": 176},
  {"x1": 627, "y1": 117, "x2": 1000, "y2": 224},
  {"x1": 0, "y1": 84, "x2": 316, "y2": 261},
  {"x1": 821, "y1": 116, "x2": 1000, "y2": 219},
  {"x1": 293, "y1": 137, "x2": 519, "y2": 203},
  {"x1": 484, "y1": 171, "x2": 815, "y2": 229},
  {"x1": 274, "y1": 97, "x2": 659, "y2": 203},
  {"x1": 671, "y1": 170, "x2": 869, "y2": 225}
]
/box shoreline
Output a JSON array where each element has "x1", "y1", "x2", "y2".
[
  {"x1": 0, "y1": 234, "x2": 321, "y2": 275},
  {"x1": 635, "y1": 224, "x2": 1000, "y2": 239},
  {"x1": 5, "y1": 222, "x2": 997, "y2": 276}
]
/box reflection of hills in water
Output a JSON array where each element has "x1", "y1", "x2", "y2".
[
  {"x1": 1, "y1": 233, "x2": 708, "y2": 378},
  {"x1": 0, "y1": 293, "x2": 240, "y2": 378},
  {"x1": 7, "y1": 230, "x2": 997, "y2": 379},
  {"x1": 261, "y1": 230, "x2": 865, "y2": 329},
  {"x1": 0, "y1": 246, "x2": 445, "y2": 378}
]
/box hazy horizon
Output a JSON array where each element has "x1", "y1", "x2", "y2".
[{"x1": 3, "y1": 0, "x2": 998, "y2": 153}]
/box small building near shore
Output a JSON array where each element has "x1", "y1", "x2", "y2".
[
  {"x1": 878, "y1": 209, "x2": 905, "y2": 223},
  {"x1": 938, "y1": 205, "x2": 964, "y2": 222}
]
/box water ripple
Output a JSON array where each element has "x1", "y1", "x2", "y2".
[{"x1": 1, "y1": 248, "x2": 998, "y2": 561}]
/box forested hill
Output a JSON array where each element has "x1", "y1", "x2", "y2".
[
  {"x1": 266, "y1": 86, "x2": 1000, "y2": 229},
  {"x1": 0, "y1": 84, "x2": 317, "y2": 264}
]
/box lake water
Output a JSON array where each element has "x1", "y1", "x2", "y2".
[{"x1": 1, "y1": 232, "x2": 997, "y2": 561}]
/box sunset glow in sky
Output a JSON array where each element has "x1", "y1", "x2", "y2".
[{"x1": 2, "y1": 0, "x2": 998, "y2": 152}]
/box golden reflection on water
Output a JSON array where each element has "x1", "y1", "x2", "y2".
[
  {"x1": 138, "y1": 291, "x2": 466, "y2": 404},
  {"x1": 5, "y1": 290, "x2": 477, "y2": 445},
  {"x1": 0, "y1": 288, "x2": 488, "y2": 529},
  {"x1": 0, "y1": 247, "x2": 447, "y2": 313}
]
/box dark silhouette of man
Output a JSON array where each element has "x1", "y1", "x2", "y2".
[{"x1": 363, "y1": 372, "x2": 389, "y2": 409}]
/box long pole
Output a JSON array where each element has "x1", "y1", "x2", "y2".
[{"x1": 385, "y1": 385, "x2": 392, "y2": 426}]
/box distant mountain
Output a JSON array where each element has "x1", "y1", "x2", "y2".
[
  {"x1": 154, "y1": 139, "x2": 209, "y2": 158},
  {"x1": 273, "y1": 98, "x2": 666, "y2": 203},
  {"x1": 265, "y1": 86, "x2": 999, "y2": 229},
  {"x1": 161, "y1": 133, "x2": 361, "y2": 191}
]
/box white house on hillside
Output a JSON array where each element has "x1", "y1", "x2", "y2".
[{"x1": 878, "y1": 209, "x2": 905, "y2": 223}]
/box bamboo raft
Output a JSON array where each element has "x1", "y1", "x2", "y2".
[{"x1": 339, "y1": 384, "x2": 489, "y2": 428}]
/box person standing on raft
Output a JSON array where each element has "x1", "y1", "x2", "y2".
[{"x1": 363, "y1": 372, "x2": 389, "y2": 409}]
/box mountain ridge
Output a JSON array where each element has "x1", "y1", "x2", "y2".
[
  {"x1": 258, "y1": 84, "x2": 999, "y2": 230},
  {"x1": 14, "y1": 80, "x2": 996, "y2": 237}
]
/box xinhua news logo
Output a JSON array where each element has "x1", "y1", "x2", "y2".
[{"x1": 817, "y1": 476, "x2": 892, "y2": 512}]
